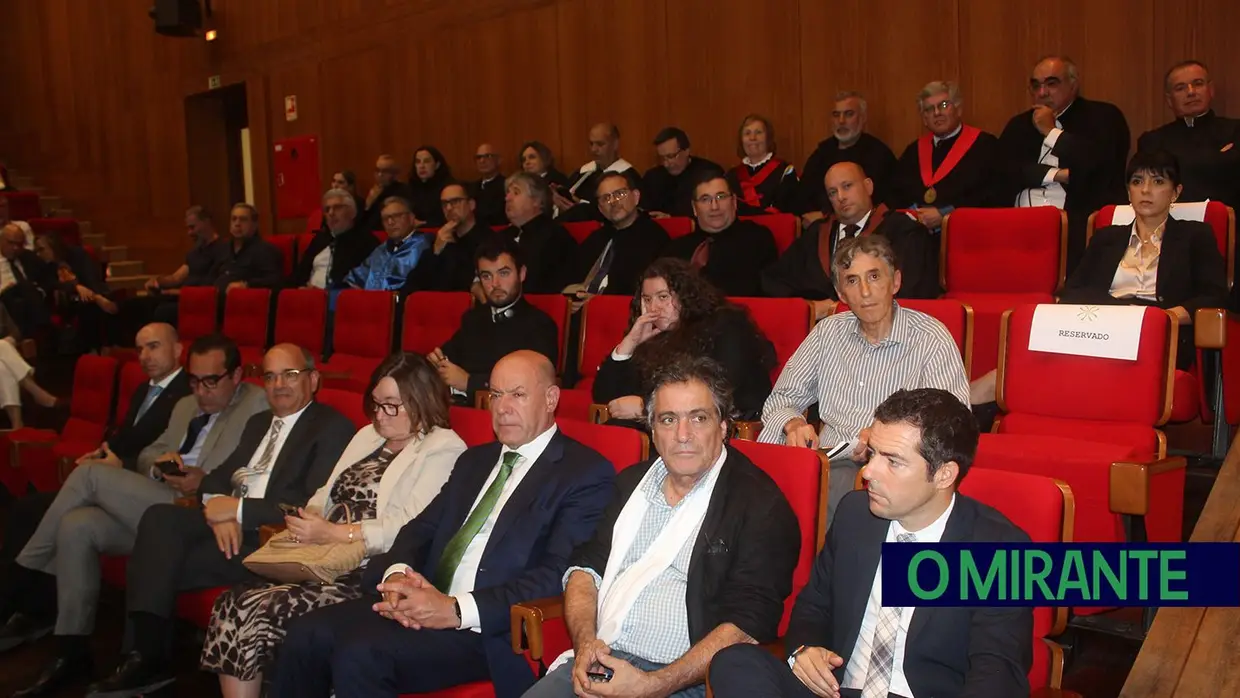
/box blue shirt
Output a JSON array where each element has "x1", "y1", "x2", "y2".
[{"x1": 344, "y1": 233, "x2": 430, "y2": 291}]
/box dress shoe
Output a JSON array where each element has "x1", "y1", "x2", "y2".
[
  {"x1": 12, "y1": 654, "x2": 92, "y2": 697},
  {"x1": 0, "y1": 613, "x2": 53, "y2": 654},
  {"x1": 85, "y1": 651, "x2": 175, "y2": 698}
]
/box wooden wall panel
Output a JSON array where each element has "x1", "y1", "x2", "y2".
[{"x1": 3, "y1": 0, "x2": 1240, "y2": 277}]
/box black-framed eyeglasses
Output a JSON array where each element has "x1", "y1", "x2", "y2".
[
  {"x1": 1029, "y1": 77, "x2": 1064, "y2": 91},
  {"x1": 370, "y1": 401, "x2": 405, "y2": 417},
  {"x1": 188, "y1": 373, "x2": 230, "y2": 390},
  {"x1": 474, "y1": 153, "x2": 498, "y2": 161},
  {"x1": 693, "y1": 192, "x2": 734, "y2": 206},
  {"x1": 381, "y1": 211, "x2": 412, "y2": 223},
  {"x1": 598, "y1": 189, "x2": 632, "y2": 205},
  {"x1": 659, "y1": 149, "x2": 685, "y2": 163},
  {"x1": 441, "y1": 197, "x2": 469, "y2": 208},
  {"x1": 921, "y1": 100, "x2": 954, "y2": 114},
  {"x1": 262, "y1": 369, "x2": 312, "y2": 385}
]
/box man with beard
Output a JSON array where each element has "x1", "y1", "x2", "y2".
[
  {"x1": 640, "y1": 127, "x2": 722, "y2": 218},
  {"x1": 569, "y1": 171, "x2": 670, "y2": 299},
  {"x1": 554, "y1": 123, "x2": 639, "y2": 222},
  {"x1": 799, "y1": 92, "x2": 897, "y2": 225},
  {"x1": 428, "y1": 236, "x2": 559, "y2": 404},
  {"x1": 291, "y1": 189, "x2": 380, "y2": 290},
  {"x1": 413, "y1": 183, "x2": 488, "y2": 292}
]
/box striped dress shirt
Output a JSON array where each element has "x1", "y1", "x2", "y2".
[{"x1": 758, "y1": 303, "x2": 970, "y2": 446}]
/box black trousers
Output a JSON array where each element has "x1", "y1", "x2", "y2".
[
  {"x1": 0, "y1": 284, "x2": 50, "y2": 338},
  {"x1": 0, "y1": 491, "x2": 57, "y2": 621},
  {"x1": 271, "y1": 596, "x2": 489, "y2": 698},
  {"x1": 708, "y1": 644, "x2": 906, "y2": 698}
]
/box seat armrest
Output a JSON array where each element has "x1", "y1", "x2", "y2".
[
  {"x1": 733, "y1": 420, "x2": 762, "y2": 441},
  {"x1": 1194, "y1": 307, "x2": 1227, "y2": 349},
  {"x1": 242, "y1": 363, "x2": 262, "y2": 378},
  {"x1": 511, "y1": 596, "x2": 566, "y2": 659},
  {"x1": 588, "y1": 403, "x2": 610, "y2": 424},
  {"x1": 1030, "y1": 689, "x2": 1084, "y2": 698},
  {"x1": 12, "y1": 439, "x2": 55, "y2": 470},
  {"x1": 56, "y1": 455, "x2": 75, "y2": 484},
  {"x1": 1110, "y1": 457, "x2": 1188, "y2": 516},
  {"x1": 173, "y1": 497, "x2": 199, "y2": 509},
  {"x1": 259, "y1": 523, "x2": 286, "y2": 546}
]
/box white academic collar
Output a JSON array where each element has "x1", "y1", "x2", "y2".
[
  {"x1": 1183, "y1": 110, "x2": 1211, "y2": 127},
  {"x1": 892, "y1": 493, "x2": 957, "y2": 541},
  {"x1": 480, "y1": 174, "x2": 501, "y2": 184},
  {"x1": 742, "y1": 152, "x2": 775, "y2": 168},
  {"x1": 932, "y1": 124, "x2": 963, "y2": 146},
  {"x1": 149, "y1": 367, "x2": 183, "y2": 390}
]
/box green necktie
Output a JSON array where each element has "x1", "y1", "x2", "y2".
[{"x1": 433, "y1": 451, "x2": 520, "y2": 592}]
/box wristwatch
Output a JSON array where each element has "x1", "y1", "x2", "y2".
[
  {"x1": 788, "y1": 644, "x2": 809, "y2": 668},
  {"x1": 452, "y1": 598, "x2": 462, "y2": 626}
]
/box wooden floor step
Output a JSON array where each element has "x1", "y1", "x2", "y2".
[
  {"x1": 11, "y1": 176, "x2": 36, "y2": 189},
  {"x1": 82, "y1": 233, "x2": 106, "y2": 249},
  {"x1": 101, "y1": 245, "x2": 128, "y2": 262},
  {"x1": 108, "y1": 260, "x2": 144, "y2": 276},
  {"x1": 39, "y1": 196, "x2": 62, "y2": 213},
  {"x1": 78, "y1": 221, "x2": 93, "y2": 237},
  {"x1": 107, "y1": 274, "x2": 155, "y2": 291},
  {"x1": 49, "y1": 208, "x2": 72, "y2": 218}
]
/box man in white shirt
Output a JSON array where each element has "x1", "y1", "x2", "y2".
[
  {"x1": 0, "y1": 196, "x2": 33, "y2": 249},
  {"x1": 710, "y1": 388, "x2": 1032, "y2": 698},
  {"x1": 271, "y1": 350, "x2": 615, "y2": 698},
  {"x1": 86, "y1": 343, "x2": 355, "y2": 697}
]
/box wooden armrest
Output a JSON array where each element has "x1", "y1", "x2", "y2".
[
  {"x1": 242, "y1": 363, "x2": 262, "y2": 378},
  {"x1": 588, "y1": 403, "x2": 610, "y2": 424},
  {"x1": 173, "y1": 496, "x2": 199, "y2": 509},
  {"x1": 510, "y1": 595, "x2": 565, "y2": 659},
  {"x1": 1030, "y1": 689, "x2": 1084, "y2": 698},
  {"x1": 10, "y1": 438, "x2": 55, "y2": 449},
  {"x1": 732, "y1": 420, "x2": 762, "y2": 441},
  {"x1": 474, "y1": 390, "x2": 491, "y2": 410},
  {"x1": 1195, "y1": 307, "x2": 1227, "y2": 349},
  {"x1": 57, "y1": 455, "x2": 75, "y2": 483},
  {"x1": 1110, "y1": 457, "x2": 1188, "y2": 517},
  {"x1": 260, "y1": 523, "x2": 286, "y2": 546}
]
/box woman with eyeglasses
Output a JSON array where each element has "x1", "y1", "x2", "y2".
[
  {"x1": 725, "y1": 113, "x2": 801, "y2": 215},
  {"x1": 408, "y1": 145, "x2": 453, "y2": 227},
  {"x1": 201, "y1": 353, "x2": 466, "y2": 698}
]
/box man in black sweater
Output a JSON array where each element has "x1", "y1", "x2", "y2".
[
  {"x1": 799, "y1": 92, "x2": 898, "y2": 225},
  {"x1": 413, "y1": 182, "x2": 488, "y2": 293},
  {"x1": 428, "y1": 236, "x2": 559, "y2": 405},
  {"x1": 641, "y1": 127, "x2": 722, "y2": 218},
  {"x1": 570, "y1": 170, "x2": 670, "y2": 298}
]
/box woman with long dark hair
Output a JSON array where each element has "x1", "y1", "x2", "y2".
[{"x1": 408, "y1": 145, "x2": 453, "y2": 226}]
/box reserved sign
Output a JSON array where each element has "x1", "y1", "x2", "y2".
[{"x1": 1028, "y1": 304, "x2": 1146, "y2": 360}]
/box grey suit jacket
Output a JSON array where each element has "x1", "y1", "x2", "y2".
[{"x1": 135, "y1": 382, "x2": 270, "y2": 478}]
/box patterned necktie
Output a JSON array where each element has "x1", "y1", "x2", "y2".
[
  {"x1": 231, "y1": 418, "x2": 284, "y2": 497},
  {"x1": 178, "y1": 413, "x2": 212, "y2": 455},
  {"x1": 134, "y1": 384, "x2": 164, "y2": 423},
  {"x1": 862, "y1": 532, "x2": 918, "y2": 698},
  {"x1": 690, "y1": 236, "x2": 713, "y2": 269},
  {"x1": 433, "y1": 451, "x2": 520, "y2": 592},
  {"x1": 843, "y1": 224, "x2": 860, "y2": 239},
  {"x1": 584, "y1": 238, "x2": 616, "y2": 294}
]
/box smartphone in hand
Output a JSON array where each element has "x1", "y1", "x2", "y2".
[
  {"x1": 586, "y1": 665, "x2": 613, "y2": 683},
  {"x1": 277, "y1": 503, "x2": 302, "y2": 518},
  {"x1": 154, "y1": 460, "x2": 182, "y2": 478}
]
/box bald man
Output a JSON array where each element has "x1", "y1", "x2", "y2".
[
  {"x1": 358, "y1": 153, "x2": 415, "y2": 234},
  {"x1": 763, "y1": 162, "x2": 940, "y2": 316},
  {"x1": 88, "y1": 343, "x2": 357, "y2": 697},
  {"x1": 272, "y1": 350, "x2": 616, "y2": 698},
  {"x1": 998, "y1": 56, "x2": 1130, "y2": 271},
  {"x1": 0, "y1": 222, "x2": 50, "y2": 336},
  {"x1": 473, "y1": 143, "x2": 509, "y2": 227},
  {"x1": 555, "y1": 122, "x2": 640, "y2": 223}
]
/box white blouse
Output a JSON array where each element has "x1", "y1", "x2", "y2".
[{"x1": 1110, "y1": 223, "x2": 1164, "y2": 302}]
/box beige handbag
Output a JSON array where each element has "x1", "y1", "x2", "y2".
[{"x1": 243, "y1": 509, "x2": 366, "y2": 584}]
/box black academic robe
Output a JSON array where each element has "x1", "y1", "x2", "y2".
[
  {"x1": 889, "y1": 127, "x2": 1002, "y2": 211},
  {"x1": 799, "y1": 133, "x2": 898, "y2": 214},
  {"x1": 573, "y1": 213, "x2": 670, "y2": 296},
  {"x1": 542, "y1": 168, "x2": 571, "y2": 189},
  {"x1": 663, "y1": 219, "x2": 777, "y2": 297},
  {"x1": 558, "y1": 163, "x2": 641, "y2": 223},
  {"x1": 411, "y1": 221, "x2": 486, "y2": 292},
  {"x1": 440, "y1": 297, "x2": 560, "y2": 395},
  {"x1": 474, "y1": 175, "x2": 508, "y2": 227},
  {"x1": 726, "y1": 158, "x2": 801, "y2": 215},
  {"x1": 291, "y1": 226, "x2": 380, "y2": 289},
  {"x1": 640, "y1": 157, "x2": 723, "y2": 217},
  {"x1": 1137, "y1": 111, "x2": 1240, "y2": 211},
  {"x1": 358, "y1": 181, "x2": 414, "y2": 233},
  {"x1": 503, "y1": 215, "x2": 579, "y2": 294},
  {"x1": 761, "y1": 205, "x2": 940, "y2": 300},
  {"x1": 408, "y1": 177, "x2": 449, "y2": 227}
]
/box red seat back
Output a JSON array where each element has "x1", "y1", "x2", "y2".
[
  {"x1": 71, "y1": 355, "x2": 119, "y2": 429},
  {"x1": 1091, "y1": 202, "x2": 1235, "y2": 291},
  {"x1": 269, "y1": 235, "x2": 298, "y2": 277},
  {"x1": 115, "y1": 361, "x2": 148, "y2": 427},
  {"x1": 654, "y1": 216, "x2": 694, "y2": 239},
  {"x1": 372, "y1": 230, "x2": 387, "y2": 244},
  {"x1": 556, "y1": 418, "x2": 648, "y2": 471},
  {"x1": 524, "y1": 294, "x2": 570, "y2": 373},
  {"x1": 563, "y1": 221, "x2": 601, "y2": 244},
  {"x1": 577, "y1": 295, "x2": 633, "y2": 391},
  {"x1": 295, "y1": 232, "x2": 318, "y2": 265},
  {"x1": 316, "y1": 389, "x2": 369, "y2": 430},
  {"x1": 742, "y1": 213, "x2": 799, "y2": 254},
  {"x1": 28, "y1": 217, "x2": 80, "y2": 247},
  {"x1": 449, "y1": 406, "x2": 494, "y2": 447},
  {"x1": 897, "y1": 299, "x2": 973, "y2": 376},
  {"x1": 402, "y1": 291, "x2": 472, "y2": 356},
  {"x1": 730, "y1": 440, "x2": 826, "y2": 634},
  {"x1": 729, "y1": 297, "x2": 811, "y2": 383},
  {"x1": 177, "y1": 287, "x2": 219, "y2": 350},
  {"x1": 306, "y1": 208, "x2": 324, "y2": 234},
  {"x1": 223, "y1": 287, "x2": 272, "y2": 367},
  {"x1": 274, "y1": 288, "x2": 328, "y2": 357},
  {"x1": 942, "y1": 207, "x2": 1066, "y2": 295},
  {"x1": 556, "y1": 387, "x2": 594, "y2": 421},
  {"x1": 0, "y1": 191, "x2": 40, "y2": 219},
  {"x1": 324, "y1": 291, "x2": 395, "y2": 391}
]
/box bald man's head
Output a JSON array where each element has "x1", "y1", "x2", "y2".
[
  {"x1": 375, "y1": 154, "x2": 400, "y2": 187},
  {"x1": 489, "y1": 350, "x2": 559, "y2": 448},
  {"x1": 262, "y1": 343, "x2": 319, "y2": 417},
  {"x1": 135, "y1": 322, "x2": 181, "y2": 381},
  {"x1": 475, "y1": 143, "x2": 501, "y2": 178},
  {"x1": 588, "y1": 122, "x2": 621, "y2": 168},
  {"x1": 824, "y1": 161, "x2": 875, "y2": 226}
]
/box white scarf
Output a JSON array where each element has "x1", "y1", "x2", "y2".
[{"x1": 548, "y1": 453, "x2": 725, "y2": 672}]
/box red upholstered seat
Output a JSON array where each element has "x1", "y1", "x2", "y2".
[
  {"x1": 177, "y1": 287, "x2": 219, "y2": 356},
  {"x1": 556, "y1": 417, "x2": 648, "y2": 470},
  {"x1": 295, "y1": 232, "x2": 318, "y2": 264},
  {"x1": 524, "y1": 294, "x2": 570, "y2": 374},
  {"x1": 100, "y1": 554, "x2": 128, "y2": 589},
  {"x1": 576, "y1": 295, "x2": 632, "y2": 393},
  {"x1": 562, "y1": 221, "x2": 601, "y2": 244},
  {"x1": 1171, "y1": 368, "x2": 1200, "y2": 423},
  {"x1": 449, "y1": 406, "x2": 493, "y2": 447},
  {"x1": 176, "y1": 586, "x2": 227, "y2": 629},
  {"x1": 941, "y1": 207, "x2": 1066, "y2": 378},
  {"x1": 0, "y1": 191, "x2": 41, "y2": 220},
  {"x1": 402, "y1": 292, "x2": 472, "y2": 357},
  {"x1": 320, "y1": 291, "x2": 395, "y2": 392},
  {"x1": 316, "y1": 388, "x2": 368, "y2": 430},
  {"x1": 897, "y1": 299, "x2": 973, "y2": 375},
  {"x1": 57, "y1": 360, "x2": 149, "y2": 481},
  {"x1": 306, "y1": 208, "x2": 324, "y2": 234},
  {"x1": 28, "y1": 217, "x2": 80, "y2": 246},
  {"x1": 555, "y1": 388, "x2": 593, "y2": 422},
  {"x1": 274, "y1": 288, "x2": 328, "y2": 358},
  {"x1": 729, "y1": 297, "x2": 812, "y2": 383},
  {"x1": 223, "y1": 287, "x2": 273, "y2": 368},
  {"x1": 269, "y1": 234, "x2": 298, "y2": 278},
  {"x1": 742, "y1": 213, "x2": 799, "y2": 254},
  {"x1": 654, "y1": 216, "x2": 694, "y2": 239}
]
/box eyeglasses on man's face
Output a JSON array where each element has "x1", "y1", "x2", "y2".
[
  {"x1": 188, "y1": 373, "x2": 230, "y2": 391},
  {"x1": 693, "y1": 192, "x2": 734, "y2": 206},
  {"x1": 598, "y1": 188, "x2": 632, "y2": 205},
  {"x1": 263, "y1": 369, "x2": 311, "y2": 385},
  {"x1": 921, "y1": 100, "x2": 955, "y2": 115}
]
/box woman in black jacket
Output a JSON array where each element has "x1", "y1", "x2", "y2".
[
  {"x1": 407, "y1": 145, "x2": 452, "y2": 226},
  {"x1": 593, "y1": 258, "x2": 776, "y2": 426}
]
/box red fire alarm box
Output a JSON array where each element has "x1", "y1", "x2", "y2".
[{"x1": 273, "y1": 135, "x2": 321, "y2": 220}]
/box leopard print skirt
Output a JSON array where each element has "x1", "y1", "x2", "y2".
[{"x1": 198, "y1": 569, "x2": 365, "y2": 680}]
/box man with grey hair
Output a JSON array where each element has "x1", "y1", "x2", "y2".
[
  {"x1": 799, "y1": 91, "x2": 897, "y2": 224},
  {"x1": 502, "y1": 171, "x2": 578, "y2": 293},
  {"x1": 291, "y1": 188, "x2": 379, "y2": 289},
  {"x1": 758, "y1": 234, "x2": 969, "y2": 524},
  {"x1": 215, "y1": 203, "x2": 284, "y2": 290},
  {"x1": 888, "y1": 80, "x2": 1000, "y2": 231},
  {"x1": 343, "y1": 196, "x2": 431, "y2": 295},
  {"x1": 998, "y1": 55, "x2": 1130, "y2": 272}
]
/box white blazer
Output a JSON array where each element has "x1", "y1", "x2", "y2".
[{"x1": 306, "y1": 424, "x2": 467, "y2": 556}]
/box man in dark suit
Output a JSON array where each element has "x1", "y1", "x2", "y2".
[
  {"x1": 763, "y1": 162, "x2": 939, "y2": 316},
  {"x1": 291, "y1": 188, "x2": 380, "y2": 290},
  {"x1": 525, "y1": 355, "x2": 799, "y2": 698},
  {"x1": 473, "y1": 143, "x2": 509, "y2": 227},
  {"x1": 84, "y1": 343, "x2": 355, "y2": 697},
  {"x1": 641, "y1": 127, "x2": 722, "y2": 218},
  {"x1": 710, "y1": 388, "x2": 1032, "y2": 698},
  {"x1": 270, "y1": 350, "x2": 615, "y2": 698},
  {"x1": 999, "y1": 56, "x2": 1130, "y2": 271},
  {"x1": 502, "y1": 171, "x2": 579, "y2": 294},
  {"x1": 213, "y1": 203, "x2": 285, "y2": 291},
  {"x1": 568, "y1": 170, "x2": 670, "y2": 299},
  {"x1": 0, "y1": 222, "x2": 51, "y2": 336}
]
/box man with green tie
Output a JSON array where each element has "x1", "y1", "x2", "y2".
[{"x1": 271, "y1": 350, "x2": 617, "y2": 698}]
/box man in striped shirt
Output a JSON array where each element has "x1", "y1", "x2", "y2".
[{"x1": 758, "y1": 235, "x2": 969, "y2": 526}]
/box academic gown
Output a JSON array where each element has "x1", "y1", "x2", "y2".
[
  {"x1": 663, "y1": 219, "x2": 777, "y2": 297},
  {"x1": 888, "y1": 127, "x2": 1002, "y2": 211},
  {"x1": 726, "y1": 158, "x2": 801, "y2": 215},
  {"x1": 640, "y1": 156, "x2": 723, "y2": 218},
  {"x1": 572, "y1": 213, "x2": 671, "y2": 296},
  {"x1": 558, "y1": 161, "x2": 641, "y2": 223},
  {"x1": 761, "y1": 205, "x2": 940, "y2": 300},
  {"x1": 1137, "y1": 111, "x2": 1240, "y2": 212},
  {"x1": 474, "y1": 175, "x2": 509, "y2": 227},
  {"x1": 408, "y1": 177, "x2": 448, "y2": 227},
  {"x1": 502, "y1": 214, "x2": 579, "y2": 294},
  {"x1": 798, "y1": 133, "x2": 898, "y2": 214},
  {"x1": 410, "y1": 221, "x2": 486, "y2": 292},
  {"x1": 358, "y1": 181, "x2": 414, "y2": 233}
]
